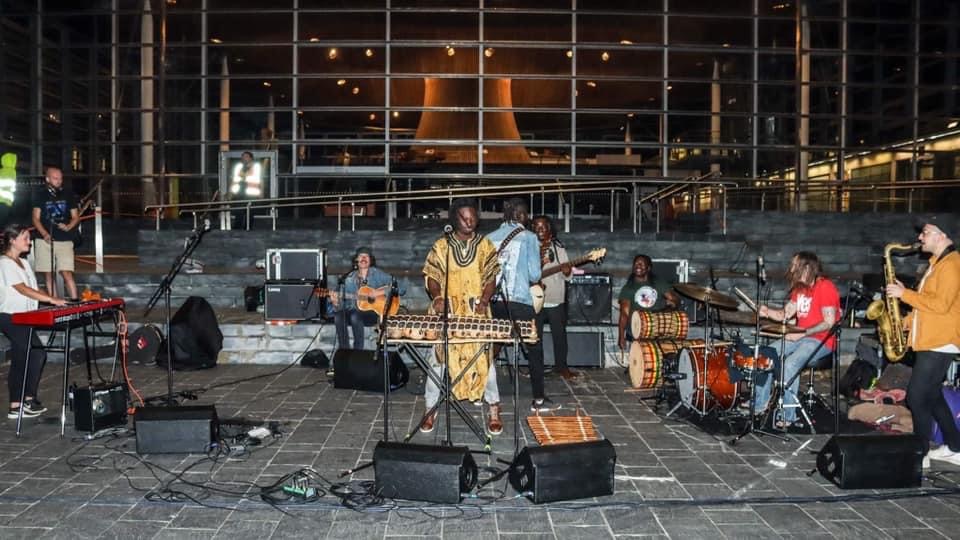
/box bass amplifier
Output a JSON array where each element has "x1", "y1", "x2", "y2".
[
  {"x1": 514, "y1": 330, "x2": 604, "y2": 368},
  {"x1": 266, "y1": 249, "x2": 325, "y2": 281},
  {"x1": 70, "y1": 382, "x2": 129, "y2": 433},
  {"x1": 264, "y1": 281, "x2": 323, "y2": 320}
]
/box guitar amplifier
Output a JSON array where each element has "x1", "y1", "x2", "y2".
[
  {"x1": 70, "y1": 382, "x2": 128, "y2": 433},
  {"x1": 266, "y1": 249, "x2": 325, "y2": 281},
  {"x1": 264, "y1": 281, "x2": 323, "y2": 320}
]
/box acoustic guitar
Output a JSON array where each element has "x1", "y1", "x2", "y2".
[
  {"x1": 530, "y1": 247, "x2": 606, "y2": 313},
  {"x1": 317, "y1": 285, "x2": 400, "y2": 319}
]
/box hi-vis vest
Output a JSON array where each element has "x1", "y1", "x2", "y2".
[
  {"x1": 230, "y1": 160, "x2": 262, "y2": 198},
  {"x1": 0, "y1": 153, "x2": 17, "y2": 207}
]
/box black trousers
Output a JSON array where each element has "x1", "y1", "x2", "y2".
[
  {"x1": 908, "y1": 351, "x2": 960, "y2": 453},
  {"x1": 535, "y1": 304, "x2": 568, "y2": 371},
  {"x1": 492, "y1": 301, "x2": 545, "y2": 400},
  {"x1": 0, "y1": 313, "x2": 45, "y2": 405}
]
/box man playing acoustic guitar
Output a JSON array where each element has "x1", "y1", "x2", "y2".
[{"x1": 331, "y1": 246, "x2": 401, "y2": 350}]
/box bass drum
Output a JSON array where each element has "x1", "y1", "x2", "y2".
[
  {"x1": 676, "y1": 346, "x2": 738, "y2": 411},
  {"x1": 128, "y1": 324, "x2": 163, "y2": 364},
  {"x1": 628, "y1": 339, "x2": 703, "y2": 390}
]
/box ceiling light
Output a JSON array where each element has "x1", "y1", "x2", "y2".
[
  {"x1": 484, "y1": 48, "x2": 495, "y2": 58},
  {"x1": 365, "y1": 48, "x2": 374, "y2": 57},
  {"x1": 586, "y1": 81, "x2": 597, "y2": 88},
  {"x1": 262, "y1": 81, "x2": 271, "y2": 87},
  {"x1": 327, "y1": 48, "x2": 338, "y2": 60},
  {"x1": 392, "y1": 111, "x2": 400, "y2": 118},
  {"x1": 566, "y1": 50, "x2": 573, "y2": 58},
  {"x1": 210, "y1": 38, "x2": 222, "y2": 44},
  {"x1": 309, "y1": 37, "x2": 319, "y2": 43},
  {"x1": 619, "y1": 40, "x2": 633, "y2": 45},
  {"x1": 446, "y1": 46, "x2": 456, "y2": 57},
  {"x1": 352, "y1": 87, "x2": 360, "y2": 95},
  {"x1": 337, "y1": 79, "x2": 347, "y2": 86},
  {"x1": 601, "y1": 51, "x2": 610, "y2": 62},
  {"x1": 369, "y1": 113, "x2": 376, "y2": 121}
]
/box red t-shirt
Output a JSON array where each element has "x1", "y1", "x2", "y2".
[{"x1": 791, "y1": 277, "x2": 841, "y2": 351}]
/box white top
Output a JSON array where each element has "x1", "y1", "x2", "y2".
[{"x1": 0, "y1": 255, "x2": 39, "y2": 313}]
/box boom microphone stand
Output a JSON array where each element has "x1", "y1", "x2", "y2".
[
  {"x1": 144, "y1": 218, "x2": 211, "y2": 405},
  {"x1": 731, "y1": 257, "x2": 789, "y2": 444}
]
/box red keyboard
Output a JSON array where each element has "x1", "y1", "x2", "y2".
[{"x1": 12, "y1": 298, "x2": 125, "y2": 327}]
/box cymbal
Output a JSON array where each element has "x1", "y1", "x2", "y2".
[
  {"x1": 759, "y1": 321, "x2": 805, "y2": 334},
  {"x1": 673, "y1": 283, "x2": 739, "y2": 310}
]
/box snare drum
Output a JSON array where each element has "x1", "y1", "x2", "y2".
[
  {"x1": 732, "y1": 350, "x2": 774, "y2": 372},
  {"x1": 628, "y1": 339, "x2": 703, "y2": 389},
  {"x1": 630, "y1": 310, "x2": 689, "y2": 340},
  {"x1": 676, "y1": 345, "x2": 738, "y2": 411}
]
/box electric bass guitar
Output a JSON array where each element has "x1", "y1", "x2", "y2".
[
  {"x1": 317, "y1": 285, "x2": 401, "y2": 319},
  {"x1": 531, "y1": 247, "x2": 606, "y2": 313}
]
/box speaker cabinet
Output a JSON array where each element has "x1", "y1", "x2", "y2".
[
  {"x1": 816, "y1": 434, "x2": 924, "y2": 489},
  {"x1": 265, "y1": 248, "x2": 325, "y2": 281},
  {"x1": 134, "y1": 406, "x2": 218, "y2": 454},
  {"x1": 567, "y1": 274, "x2": 612, "y2": 324},
  {"x1": 509, "y1": 439, "x2": 616, "y2": 503},
  {"x1": 71, "y1": 383, "x2": 128, "y2": 433},
  {"x1": 264, "y1": 282, "x2": 323, "y2": 321},
  {"x1": 333, "y1": 349, "x2": 408, "y2": 392},
  {"x1": 374, "y1": 441, "x2": 478, "y2": 503},
  {"x1": 517, "y1": 330, "x2": 604, "y2": 368}
]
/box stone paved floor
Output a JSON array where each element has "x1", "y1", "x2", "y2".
[{"x1": 2, "y1": 359, "x2": 960, "y2": 539}]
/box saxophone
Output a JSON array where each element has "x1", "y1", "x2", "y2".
[{"x1": 866, "y1": 242, "x2": 920, "y2": 362}]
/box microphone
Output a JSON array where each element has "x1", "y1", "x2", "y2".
[
  {"x1": 443, "y1": 224, "x2": 454, "y2": 234},
  {"x1": 757, "y1": 256, "x2": 766, "y2": 285}
]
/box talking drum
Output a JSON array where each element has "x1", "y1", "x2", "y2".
[
  {"x1": 630, "y1": 310, "x2": 689, "y2": 340},
  {"x1": 628, "y1": 339, "x2": 703, "y2": 389},
  {"x1": 675, "y1": 346, "x2": 738, "y2": 410}
]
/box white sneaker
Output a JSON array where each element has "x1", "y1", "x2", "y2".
[
  {"x1": 933, "y1": 450, "x2": 960, "y2": 468},
  {"x1": 928, "y1": 445, "x2": 956, "y2": 460}
]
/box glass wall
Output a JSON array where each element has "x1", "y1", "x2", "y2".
[{"x1": 1, "y1": 0, "x2": 958, "y2": 220}]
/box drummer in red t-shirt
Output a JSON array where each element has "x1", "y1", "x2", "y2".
[{"x1": 752, "y1": 251, "x2": 840, "y2": 428}]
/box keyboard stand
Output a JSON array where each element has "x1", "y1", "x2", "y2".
[{"x1": 16, "y1": 310, "x2": 122, "y2": 437}]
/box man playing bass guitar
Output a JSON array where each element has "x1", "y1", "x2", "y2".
[{"x1": 531, "y1": 216, "x2": 579, "y2": 381}]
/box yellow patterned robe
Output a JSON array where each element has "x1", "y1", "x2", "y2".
[{"x1": 422, "y1": 232, "x2": 499, "y2": 401}]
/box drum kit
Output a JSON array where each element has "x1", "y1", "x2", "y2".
[{"x1": 628, "y1": 283, "x2": 802, "y2": 421}]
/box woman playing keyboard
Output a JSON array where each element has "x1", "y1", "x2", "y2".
[{"x1": 0, "y1": 224, "x2": 67, "y2": 420}]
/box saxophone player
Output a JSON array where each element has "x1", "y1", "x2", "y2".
[{"x1": 886, "y1": 218, "x2": 960, "y2": 466}]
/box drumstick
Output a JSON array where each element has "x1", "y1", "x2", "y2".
[{"x1": 733, "y1": 287, "x2": 757, "y2": 311}]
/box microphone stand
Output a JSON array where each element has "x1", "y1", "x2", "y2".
[
  {"x1": 378, "y1": 277, "x2": 398, "y2": 441},
  {"x1": 440, "y1": 230, "x2": 454, "y2": 446},
  {"x1": 731, "y1": 260, "x2": 788, "y2": 444},
  {"x1": 143, "y1": 219, "x2": 211, "y2": 405}
]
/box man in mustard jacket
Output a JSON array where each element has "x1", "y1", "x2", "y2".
[{"x1": 887, "y1": 216, "x2": 960, "y2": 467}]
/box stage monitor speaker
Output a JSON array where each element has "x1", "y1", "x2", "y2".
[
  {"x1": 517, "y1": 330, "x2": 604, "y2": 368},
  {"x1": 567, "y1": 274, "x2": 612, "y2": 324},
  {"x1": 264, "y1": 282, "x2": 323, "y2": 321},
  {"x1": 333, "y1": 349, "x2": 409, "y2": 392},
  {"x1": 816, "y1": 433, "x2": 923, "y2": 489},
  {"x1": 134, "y1": 406, "x2": 218, "y2": 454},
  {"x1": 71, "y1": 382, "x2": 128, "y2": 433},
  {"x1": 509, "y1": 439, "x2": 616, "y2": 503},
  {"x1": 374, "y1": 441, "x2": 478, "y2": 503}
]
